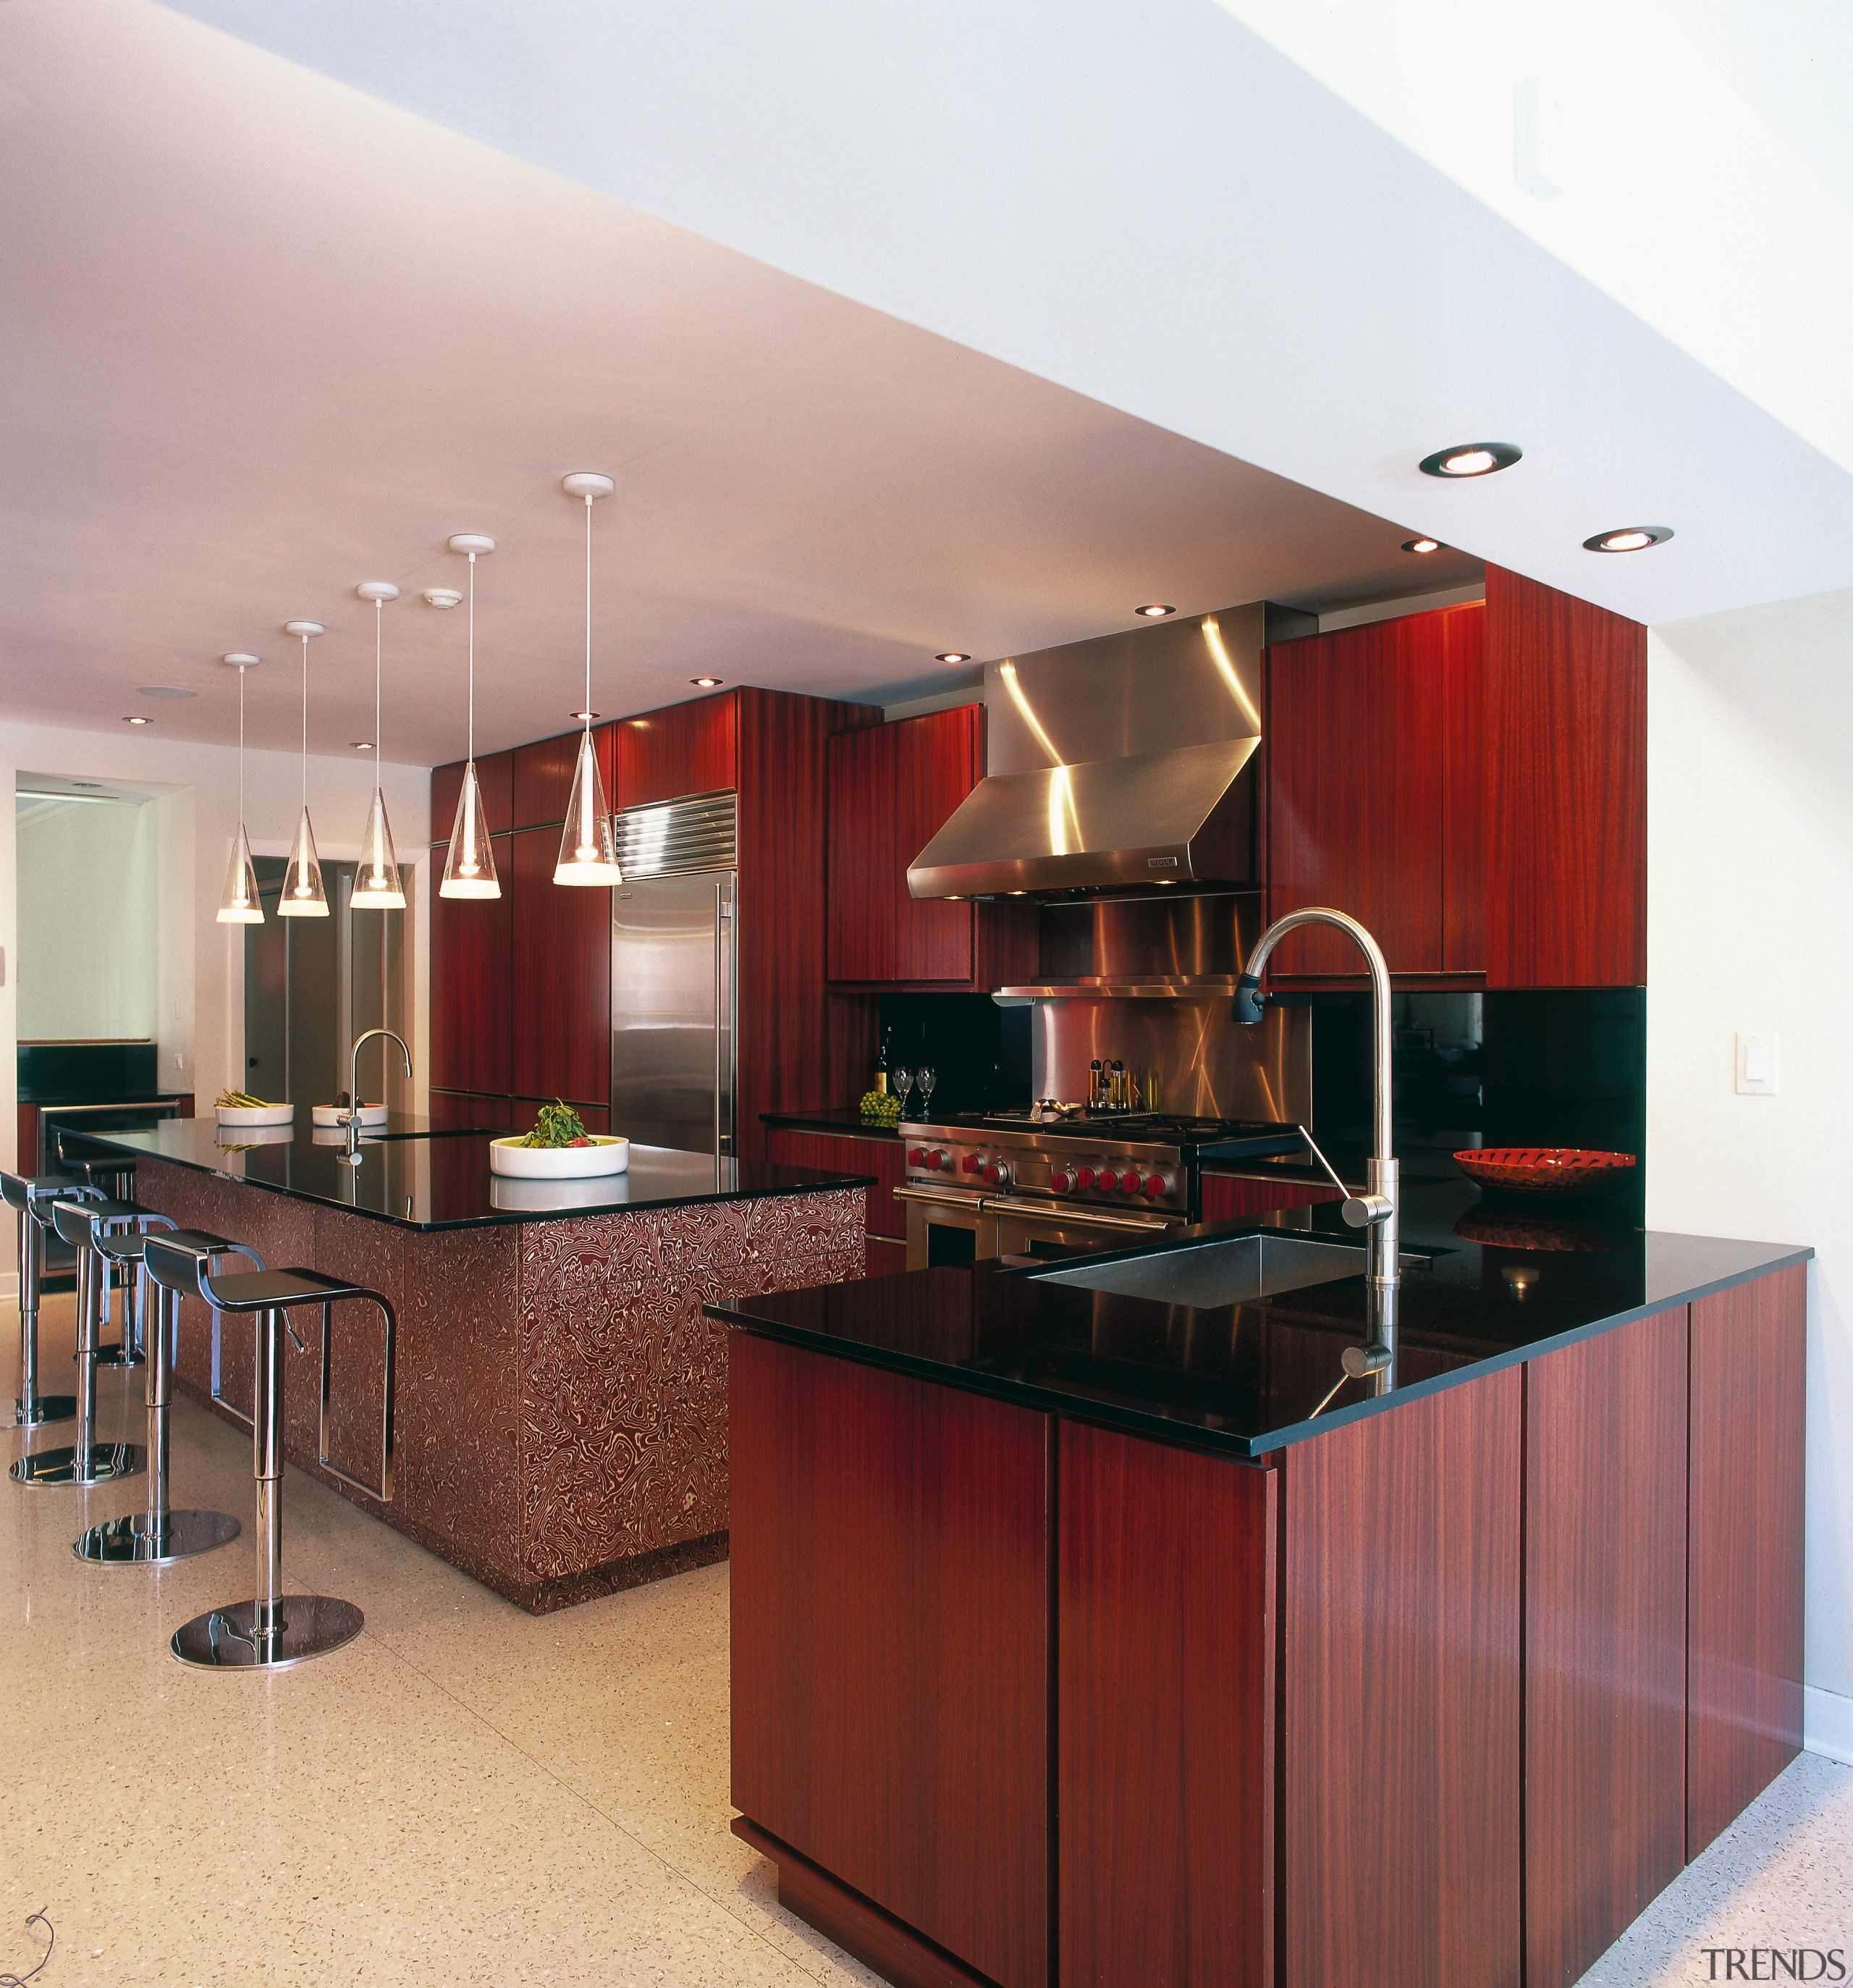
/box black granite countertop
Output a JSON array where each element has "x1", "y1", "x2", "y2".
[
  {"x1": 761, "y1": 1109, "x2": 905, "y2": 1141},
  {"x1": 71, "y1": 1117, "x2": 875, "y2": 1232},
  {"x1": 708, "y1": 1168, "x2": 1811, "y2": 1458}
]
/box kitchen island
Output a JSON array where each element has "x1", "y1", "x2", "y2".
[
  {"x1": 76, "y1": 1118, "x2": 871, "y2": 1612},
  {"x1": 713, "y1": 1166, "x2": 1810, "y2": 1988}
]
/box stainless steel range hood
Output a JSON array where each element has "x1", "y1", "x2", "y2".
[{"x1": 906, "y1": 604, "x2": 1267, "y2": 901}]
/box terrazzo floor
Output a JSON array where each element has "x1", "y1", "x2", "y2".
[{"x1": 3, "y1": 1292, "x2": 1847, "y2": 1987}]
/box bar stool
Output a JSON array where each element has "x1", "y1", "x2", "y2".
[
  {"x1": 11, "y1": 1197, "x2": 161, "y2": 1488},
  {"x1": 54, "y1": 1132, "x2": 143, "y2": 1369},
  {"x1": 72, "y1": 1228, "x2": 252, "y2": 1565},
  {"x1": 1, "y1": 1171, "x2": 97, "y2": 1430},
  {"x1": 143, "y1": 1236, "x2": 397, "y2": 1672}
]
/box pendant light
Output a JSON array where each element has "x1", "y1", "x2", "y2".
[
  {"x1": 555, "y1": 473, "x2": 622, "y2": 886},
  {"x1": 216, "y1": 652, "x2": 264, "y2": 924},
  {"x1": 438, "y1": 534, "x2": 500, "y2": 899},
  {"x1": 277, "y1": 620, "x2": 328, "y2": 917},
  {"x1": 350, "y1": 581, "x2": 405, "y2": 909}
]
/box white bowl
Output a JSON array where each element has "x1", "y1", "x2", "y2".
[
  {"x1": 214, "y1": 1122, "x2": 295, "y2": 1148},
  {"x1": 488, "y1": 1134, "x2": 630, "y2": 1179},
  {"x1": 311, "y1": 1103, "x2": 389, "y2": 1129},
  {"x1": 215, "y1": 1103, "x2": 296, "y2": 1128},
  {"x1": 489, "y1": 1172, "x2": 636, "y2": 1213}
]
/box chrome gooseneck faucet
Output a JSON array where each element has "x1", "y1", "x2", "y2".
[
  {"x1": 1236, "y1": 907, "x2": 1398, "y2": 1374},
  {"x1": 342, "y1": 1029, "x2": 413, "y2": 1163}
]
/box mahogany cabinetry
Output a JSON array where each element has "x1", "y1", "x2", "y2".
[
  {"x1": 429, "y1": 689, "x2": 880, "y2": 1155},
  {"x1": 764, "y1": 1128, "x2": 906, "y2": 1268},
  {"x1": 1200, "y1": 1169, "x2": 1343, "y2": 1221},
  {"x1": 729, "y1": 1265, "x2": 1805, "y2": 1988},
  {"x1": 827, "y1": 704, "x2": 1037, "y2": 990}
]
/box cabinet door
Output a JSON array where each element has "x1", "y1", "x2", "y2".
[
  {"x1": 425, "y1": 1090, "x2": 518, "y2": 1133},
  {"x1": 430, "y1": 750, "x2": 513, "y2": 846},
  {"x1": 511, "y1": 728, "x2": 615, "y2": 830},
  {"x1": 1484, "y1": 566, "x2": 1645, "y2": 987},
  {"x1": 1525, "y1": 1307, "x2": 1688, "y2": 1988},
  {"x1": 1200, "y1": 1171, "x2": 1343, "y2": 1221},
  {"x1": 1266, "y1": 602, "x2": 1481, "y2": 976},
  {"x1": 508, "y1": 826, "x2": 610, "y2": 1108},
  {"x1": 828, "y1": 706, "x2": 980, "y2": 983},
  {"x1": 1687, "y1": 1266, "x2": 1805, "y2": 1856},
  {"x1": 613, "y1": 692, "x2": 738, "y2": 809},
  {"x1": 1060, "y1": 1422, "x2": 1275, "y2": 1987},
  {"x1": 429, "y1": 833, "x2": 512, "y2": 1096},
  {"x1": 764, "y1": 1128, "x2": 906, "y2": 1240},
  {"x1": 730, "y1": 1334, "x2": 1050, "y2": 1988}
]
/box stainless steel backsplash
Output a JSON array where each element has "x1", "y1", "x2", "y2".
[{"x1": 1029, "y1": 998, "x2": 1310, "y2": 1122}]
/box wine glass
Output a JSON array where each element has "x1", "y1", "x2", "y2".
[
  {"x1": 916, "y1": 1066, "x2": 936, "y2": 1116},
  {"x1": 891, "y1": 1065, "x2": 913, "y2": 1116}
]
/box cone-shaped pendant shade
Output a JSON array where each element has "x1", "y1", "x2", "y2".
[
  {"x1": 277, "y1": 805, "x2": 329, "y2": 917},
  {"x1": 554, "y1": 729, "x2": 623, "y2": 885},
  {"x1": 440, "y1": 760, "x2": 501, "y2": 899},
  {"x1": 350, "y1": 788, "x2": 406, "y2": 909},
  {"x1": 216, "y1": 821, "x2": 264, "y2": 924}
]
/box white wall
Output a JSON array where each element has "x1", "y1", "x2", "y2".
[
  {"x1": 1647, "y1": 586, "x2": 1853, "y2": 1761},
  {"x1": 16, "y1": 799, "x2": 159, "y2": 1040},
  {"x1": 0, "y1": 720, "x2": 430, "y2": 1187}
]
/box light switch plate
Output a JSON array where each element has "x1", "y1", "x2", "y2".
[{"x1": 1736, "y1": 1031, "x2": 1778, "y2": 1096}]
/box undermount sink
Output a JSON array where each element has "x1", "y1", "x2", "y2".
[{"x1": 1032, "y1": 1232, "x2": 1430, "y2": 1308}]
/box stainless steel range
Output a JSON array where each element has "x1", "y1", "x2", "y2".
[{"x1": 895, "y1": 1108, "x2": 1305, "y2": 1268}]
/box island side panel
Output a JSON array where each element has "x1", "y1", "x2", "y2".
[
  {"x1": 730, "y1": 1330, "x2": 1050, "y2": 1988},
  {"x1": 1059, "y1": 1421, "x2": 1276, "y2": 1988},
  {"x1": 1281, "y1": 1364, "x2": 1523, "y2": 1988},
  {"x1": 1524, "y1": 1305, "x2": 1689, "y2": 1988},
  {"x1": 1687, "y1": 1265, "x2": 1807, "y2": 1858},
  {"x1": 518, "y1": 1187, "x2": 866, "y2": 1587}
]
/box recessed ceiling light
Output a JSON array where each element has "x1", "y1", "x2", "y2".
[
  {"x1": 138, "y1": 685, "x2": 195, "y2": 699},
  {"x1": 122, "y1": 715, "x2": 152, "y2": 725},
  {"x1": 569, "y1": 709, "x2": 599, "y2": 721},
  {"x1": 690, "y1": 677, "x2": 722, "y2": 688},
  {"x1": 1583, "y1": 525, "x2": 1674, "y2": 553},
  {"x1": 1136, "y1": 604, "x2": 1175, "y2": 618},
  {"x1": 935, "y1": 652, "x2": 971, "y2": 664},
  {"x1": 1401, "y1": 536, "x2": 1445, "y2": 555},
  {"x1": 1418, "y1": 442, "x2": 1522, "y2": 478},
  {"x1": 352, "y1": 741, "x2": 375, "y2": 751}
]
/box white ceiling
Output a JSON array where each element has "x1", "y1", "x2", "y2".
[{"x1": 0, "y1": 1, "x2": 1476, "y2": 768}]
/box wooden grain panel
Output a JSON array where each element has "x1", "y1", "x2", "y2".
[
  {"x1": 430, "y1": 749, "x2": 513, "y2": 846},
  {"x1": 864, "y1": 1237, "x2": 909, "y2": 1279},
  {"x1": 764, "y1": 1128, "x2": 906, "y2": 1239},
  {"x1": 1484, "y1": 566, "x2": 1646, "y2": 987},
  {"x1": 1526, "y1": 1307, "x2": 1689, "y2": 1988},
  {"x1": 730, "y1": 1332, "x2": 1050, "y2": 1988},
  {"x1": 425, "y1": 1090, "x2": 518, "y2": 1132},
  {"x1": 1266, "y1": 608, "x2": 1473, "y2": 975},
  {"x1": 1283, "y1": 1365, "x2": 1522, "y2": 1988},
  {"x1": 1688, "y1": 1266, "x2": 1806, "y2": 1856},
  {"x1": 612, "y1": 691, "x2": 738, "y2": 809},
  {"x1": 828, "y1": 706, "x2": 982, "y2": 984},
  {"x1": 1199, "y1": 1171, "x2": 1343, "y2": 1221},
  {"x1": 508, "y1": 825, "x2": 609, "y2": 1107},
  {"x1": 512, "y1": 725, "x2": 617, "y2": 830},
  {"x1": 1441, "y1": 601, "x2": 1486, "y2": 972},
  {"x1": 429, "y1": 832, "x2": 513, "y2": 1096},
  {"x1": 736, "y1": 689, "x2": 882, "y2": 1160},
  {"x1": 1060, "y1": 1421, "x2": 1275, "y2": 1988}
]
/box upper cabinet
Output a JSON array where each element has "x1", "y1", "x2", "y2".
[
  {"x1": 1267, "y1": 602, "x2": 1483, "y2": 977},
  {"x1": 430, "y1": 747, "x2": 513, "y2": 846},
  {"x1": 615, "y1": 694, "x2": 738, "y2": 809},
  {"x1": 512, "y1": 726, "x2": 616, "y2": 830},
  {"x1": 827, "y1": 705, "x2": 1036, "y2": 989},
  {"x1": 1483, "y1": 566, "x2": 1645, "y2": 989}
]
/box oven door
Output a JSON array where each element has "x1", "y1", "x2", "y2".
[
  {"x1": 987, "y1": 1195, "x2": 1181, "y2": 1264},
  {"x1": 897, "y1": 1185, "x2": 998, "y2": 1272}
]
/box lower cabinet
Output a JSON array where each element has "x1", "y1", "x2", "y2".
[
  {"x1": 764, "y1": 1127, "x2": 907, "y2": 1265},
  {"x1": 1200, "y1": 1170, "x2": 1344, "y2": 1221}
]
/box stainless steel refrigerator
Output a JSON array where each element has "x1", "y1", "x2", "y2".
[{"x1": 610, "y1": 870, "x2": 738, "y2": 1155}]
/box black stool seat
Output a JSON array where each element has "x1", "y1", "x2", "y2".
[{"x1": 0, "y1": 1172, "x2": 96, "y2": 1431}]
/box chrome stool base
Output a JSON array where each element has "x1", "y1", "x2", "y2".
[
  {"x1": 170, "y1": 1595, "x2": 363, "y2": 1671},
  {"x1": 74, "y1": 1507, "x2": 240, "y2": 1564},
  {"x1": 10, "y1": 1441, "x2": 146, "y2": 1487},
  {"x1": 5, "y1": 1393, "x2": 77, "y2": 1429},
  {"x1": 90, "y1": 1343, "x2": 145, "y2": 1370}
]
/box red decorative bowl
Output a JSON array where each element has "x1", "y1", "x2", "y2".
[{"x1": 1453, "y1": 1147, "x2": 1637, "y2": 1197}]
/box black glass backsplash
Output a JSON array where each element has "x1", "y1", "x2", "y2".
[
  {"x1": 876, "y1": 994, "x2": 1031, "y2": 1116},
  {"x1": 18, "y1": 1040, "x2": 161, "y2": 1102},
  {"x1": 1307, "y1": 987, "x2": 1646, "y2": 1216}
]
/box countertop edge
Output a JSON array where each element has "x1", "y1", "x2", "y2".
[{"x1": 705, "y1": 1240, "x2": 1815, "y2": 1460}]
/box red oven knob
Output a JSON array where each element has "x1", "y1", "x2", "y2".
[
  {"x1": 1097, "y1": 1168, "x2": 1119, "y2": 1192},
  {"x1": 963, "y1": 1153, "x2": 982, "y2": 1174},
  {"x1": 908, "y1": 1148, "x2": 925, "y2": 1166},
  {"x1": 1123, "y1": 1171, "x2": 1143, "y2": 1193},
  {"x1": 1076, "y1": 1167, "x2": 1096, "y2": 1188},
  {"x1": 983, "y1": 1161, "x2": 1010, "y2": 1187},
  {"x1": 926, "y1": 1150, "x2": 945, "y2": 1170},
  {"x1": 1144, "y1": 1174, "x2": 1168, "y2": 1197},
  {"x1": 1049, "y1": 1168, "x2": 1073, "y2": 1193}
]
